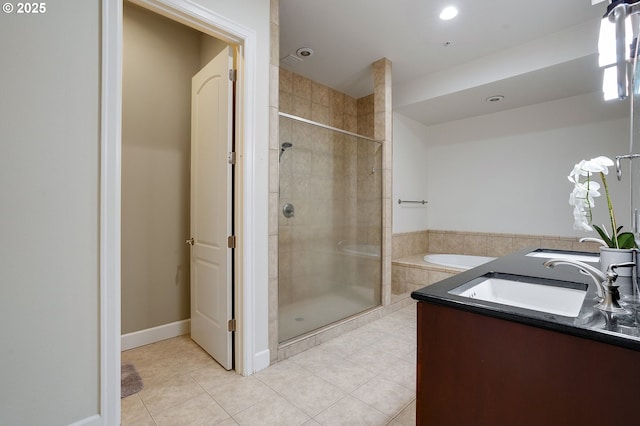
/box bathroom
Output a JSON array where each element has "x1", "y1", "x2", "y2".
[
  {"x1": 7, "y1": 0, "x2": 640, "y2": 424},
  {"x1": 122, "y1": 0, "x2": 633, "y2": 361},
  {"x1": 272, "y1": 0, "x2": 631, "y2": 358}
]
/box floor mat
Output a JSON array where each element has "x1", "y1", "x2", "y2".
[{"x1": 121, "y1": 362, "x2": 143, "y2": 398}]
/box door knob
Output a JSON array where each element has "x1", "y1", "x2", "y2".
[{"x1": 186, "y1": 238, "x2": 194, "y2": 245}]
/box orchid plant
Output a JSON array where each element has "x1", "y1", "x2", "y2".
[{"x1": 568, "y1": 156, "x2": 635, "y2": 249}]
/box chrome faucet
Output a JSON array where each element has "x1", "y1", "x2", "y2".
[{"x1": 543, "y1": 259, "x2": 635, "y2": 314}]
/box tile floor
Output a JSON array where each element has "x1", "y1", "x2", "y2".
[{"x1": 122, "y1": 302, "x2": 417, "y2": 425}]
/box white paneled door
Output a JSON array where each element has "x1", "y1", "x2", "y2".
[{"x1": 189, "y1": 47, "x2": 234, "y2": 370}]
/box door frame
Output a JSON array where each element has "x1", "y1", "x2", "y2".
[{"x1": 100, "y1": 0, "x2": 259, "y2": 422}]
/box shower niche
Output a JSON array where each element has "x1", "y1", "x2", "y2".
[{"x1": 277, "y1": 113, "x2": 382, "y2": 342}]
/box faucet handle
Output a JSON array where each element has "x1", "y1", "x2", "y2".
[{"x1": 604, "y1": 262, "x2": 635, "y2": 283}]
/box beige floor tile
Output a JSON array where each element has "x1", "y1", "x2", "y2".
[
  {"x1": 121, "y1": 394, "x2": 155, "y2": 426},
  {"x1": 347, "y1": 348, "x2": 404, "y2": 374},
  {"x1": 364, "y1": 315, "x2": 407, "y2": 335},
  {"x1": 121, "y1": 303, "x2": 419, "y2": 426},
  {"x1": 233, "y1": 393, "x2": 310, "y2": 426},
  {"x1": 351, "y1": 376, "x2": 415, "y2": 418},
  {"x1": 153, "y1": 393, "x2": 230, "y2": 425},
  {"x1": 288, "y1": 346, "x2": 343, "y2": 372},
  {"x1": 138, "y1": 372, "x2": 207, "y2": 416},
  {"x1": 392, "y1": 399, "x2": 416, "y2": 426},
  {"x1": 312, "y1": 357, "x2": 376, "y2": 393},
  {"x1": 393, "y1": 324, "x2": 417, "y2": 342},
  {"x1": 314, "y1": 395, "x2": 389, "y2": 426},
  {"x1": 190, "y1": 363, "x2": 238, "y2": 389},
  {"x1": 254, "y1": 359, "x2": 314, "y2": 393},
  {"x1": 201, "y1": 374, "x2": 277, "y2": 415},
  {"x1": 275, "y1": 374, "x2": 346, "y2": 417},
  {"x1": 123, "y1": 336, "x2": 216, "y2": 381},
  {"x1": 388, "y1": 304, "x2": 417, "y2": 320},
  {"x1": 402, "y1": 349, "x2": 417, "y2": 365},
  {"x1": 368, "y1": 333, "x2": 416, "y2": 360},
  {"x1": 317, "y1": 326, "x2": 385, "y2": 357},
  {"x1": 378, "y1": 358, "x2": 416, "y2": 391}
]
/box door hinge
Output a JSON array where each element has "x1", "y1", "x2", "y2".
[
  {"x1": 228, "y1": 318, "x2": 236, "y2": 332},
  {"x1": 229, "y1": 69, "x2": 237, "y2": 82},
  {"x1": 228, "y1": 151, "x2": 236, "y2": 165},
  {"x1": 227, "y1": 235, "x2": 237, "y2": 249}
]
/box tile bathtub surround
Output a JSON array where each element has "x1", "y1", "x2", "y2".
[
  {"x1": 392, "y1": 231, "x2": 429, "y2": 260},
  {"x1": 391, "y1": 230, "x2": 600, "y2": 261},
  {"x1": 392, "y1": 255, "x2": 457, "y2": 296},
  {"x1": 424, "y1": 230, "x2": 601, "y2": 256},
  {"x1": 121, "y1": 303, "x2": 418, "y2": 426},
  {"x1": 390, "y1": 230, "x2": 602, "y2": 297}
]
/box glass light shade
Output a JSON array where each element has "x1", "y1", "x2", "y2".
[
  {"x1": 603, "y1": 65, "x2": 623, "y2": 100},
  {"x1": 599, "y1": 17, "x2": 617, "y2": 67},
  {"x1": 599, "y1": 14, "x2": 633, "y2": 100}
]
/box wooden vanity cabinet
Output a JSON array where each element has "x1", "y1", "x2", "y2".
[{"x1": 416, "y1": 302, "x2": 640, "y2": 426}]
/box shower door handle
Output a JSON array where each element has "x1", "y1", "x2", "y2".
[{"x1": 186, "y1": 237, "x2": 194, "y2": 246}]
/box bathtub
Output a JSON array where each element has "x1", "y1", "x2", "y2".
[
  {"x1": 338, "y1": 241, "x2": 381, "y2": 258},
  {"x1": 423, "y1": 254, "x2": 496, "y2": 270}
]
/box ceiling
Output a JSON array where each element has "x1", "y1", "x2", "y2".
[{"x1": 279, "y1": 0, "x2": 617, "y2": 126}]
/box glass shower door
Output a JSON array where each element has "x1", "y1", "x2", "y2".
[{"x1": 278, "y1": 114, "x2": 382, "y2": 343}]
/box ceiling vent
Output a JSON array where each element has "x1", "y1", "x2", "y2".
[{"x1": 280, "y1": 54, "x2": 303, "y2": 67}]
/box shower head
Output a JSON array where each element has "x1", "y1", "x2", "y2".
[{"x1": 279, "y1": 142, "x2": 293, "y2": 161}]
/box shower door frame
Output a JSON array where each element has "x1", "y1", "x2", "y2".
[{"x1": 276, "y1": 112, "x2": 384, "y2": 343}]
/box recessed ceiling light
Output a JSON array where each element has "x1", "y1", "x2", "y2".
[
  {"x1": 296, "y1": 47, "x2": 314, "y2": 58},
  {"x1": 439, "y1": 6, "x2": 458, "y2": 20},
  {"x1": 485, "y1": 95, "x2": 505, "y2": 103}
]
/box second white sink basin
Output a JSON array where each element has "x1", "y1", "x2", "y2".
[
  {"x1": 449, "y1": 275, "x2": 588, "y2": 317},
  {"x1": 525, "y1": 249, "x2": 599, "y2": 263}
]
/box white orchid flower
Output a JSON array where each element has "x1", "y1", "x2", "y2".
[
  {"x1": 583, "y1": 156, "x2": 614, "y2": 175},
  {"x1": 569, "y1": 181, "x2": 600, "y2": 209},
  {"x1": 566, "y1": 155, "x2": 632, "y2": 249},
  {"x1": 572, "y1": 206, "x2": 593, "y2": 231},
  {"x1": 568, "y1": 160, "x2": 590, "y2": 183}
]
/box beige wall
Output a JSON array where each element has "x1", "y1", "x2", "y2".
[
  {"x1": 0, "y1": 1, "x2": 101, "y2": 424},
  {"x1": 122, "y1": 3, "x2": 227, "y2": 334}
]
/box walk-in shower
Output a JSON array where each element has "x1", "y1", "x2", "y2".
[{"x1": 278, "y1": 112, "x2": 382, "y2": 342}]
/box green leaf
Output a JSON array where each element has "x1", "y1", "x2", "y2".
[
  {"x1": 617, "y1": 232, "x2": 636, "y2": 249},
  {"x1": 594, "y1": 225, "x2": 614, "y2": 247}
]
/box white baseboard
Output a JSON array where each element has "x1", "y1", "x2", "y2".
[
  {"x1": 253, "y1": 349, "x2": 270, "y2": 373},
  {"x1": 68, "y1": 414, "x2": 101, "y2": 426},
  {"x1": 121, "y1": 319, "x2": 190, "y2": 351}
]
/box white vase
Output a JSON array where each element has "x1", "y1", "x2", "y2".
[
  {"x1": 599, "y1": 247, "x2": 635, "y2": 299},
  {"x1": 599, "y1": 247, "x2": 635, "y2": 277}
]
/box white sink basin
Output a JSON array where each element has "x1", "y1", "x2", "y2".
[
  {"x1": 449, "y1": 275, "x2": 588, "y2": 317},
  {"x1": 525, "y1": 250, "x2": 599, "y2": 263}
]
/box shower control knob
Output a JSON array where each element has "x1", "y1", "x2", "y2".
[{"x1": 283, "y1": 203, "x2": 295, "y2": 218}]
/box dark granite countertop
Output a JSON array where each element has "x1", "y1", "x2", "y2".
[{"x1": 411, "y1": 247, "x2": 640, "y2": 351}]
